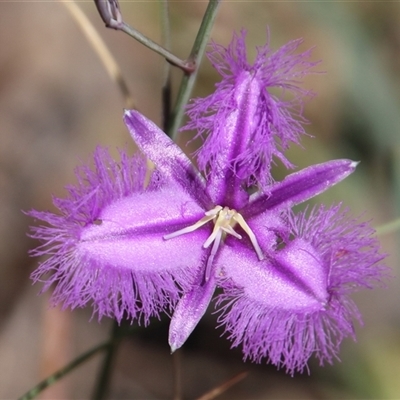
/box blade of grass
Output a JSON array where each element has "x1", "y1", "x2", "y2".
[
  {"x1": 376, "y1": 217, "x2": 400, "y2": 236},
  {"x1": 62, "y1": 0, "x2": 135, "y2": 109},
  {"x1": 91, "y1": 321, "x2": 121, "y2": 400},
  {"x1": 18, "y1": 341, "x2": 111, "y2": 400},
  {"x1": 196, "y1": 371, "x2": 249, "y2": 400}
]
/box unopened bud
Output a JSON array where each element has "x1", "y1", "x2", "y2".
[{"x1": 94, "y1": 0, "x2": 122, "y2": 30}]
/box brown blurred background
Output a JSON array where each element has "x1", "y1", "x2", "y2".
[{"x1": 1, "y1": 1, "x2": 399, "y2": 399}]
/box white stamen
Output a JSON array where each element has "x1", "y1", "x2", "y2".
[
  {"x1": 205, "y1": 229, "x2": 222, "y2": 281},
  {"x1": 233, "y1": 213, "x2": 264, "y2": 261},
  {"x1": 205, "y1": 205, "x2": 222, "y2": 216},
  {"x1": 164, "y1": 205, "x2": 264, "y2": 271},
  {"x1": 221, "y1": 225, "x2": 242, "y2": 239},
  {"x1": 163, "y1": 214, "x2": 215, "y2": 240},
  {"x1": 203, "y1": 227, "x2": 219, "y2": 249},
  {"x1": 203, "y1": 207, "x2": 236, "y2": 248}
]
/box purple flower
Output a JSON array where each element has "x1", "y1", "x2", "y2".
[
  {"x1": 29, "y1": 108, "x2": 385, "y2": 373},
  {"x1": 29, "y1": 33, "x2": 386, "y2": 374}
]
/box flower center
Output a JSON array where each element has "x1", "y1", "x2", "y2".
[{"x1": 164, "y1": 205, "x2": 264, "y2": 281}]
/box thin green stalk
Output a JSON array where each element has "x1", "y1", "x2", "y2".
[
  {"x1": 91, "y1": 321, "x2": 121, "y2": 400},
  {"x1": 167, "y1": 0, "x2": 221, "y2": 140},
  {"x1": 18, "y1": 341, "x2": 111, "y2": 400},
  {"x1": 159, "y1": 0, "x2": 172, "y2": 133}
]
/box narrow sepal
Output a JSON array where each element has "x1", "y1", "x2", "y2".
[
  {"x1": 124, "y1": 110, "x2": 213, "y2": 210},
  {"x1": 169, "y1": 276, "x2": 216, "y2": 352},
  {"x1": 243, "y1": 160, "x2": 357, "y2": 218}
]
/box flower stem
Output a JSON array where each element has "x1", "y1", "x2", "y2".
[
  {"x1": 167, "y1": 0, "x2": 221, "y2": 140},
  {"x1": 91, "y1": 321, "x2": 121, "y2": 400},
  {"x1": 18, "y1": 341, "x2": 111, "y2": 400},
  {"x1": 159, "y1": 0, "x2": 172, "y2": 133}
]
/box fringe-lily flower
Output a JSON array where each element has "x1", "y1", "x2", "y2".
[
  {"x1": 29, "y1": 109, "x2": 384, "y2": 373},
  {"x1": 29, "y1": 32, "x2": 387, "y2": 373}
]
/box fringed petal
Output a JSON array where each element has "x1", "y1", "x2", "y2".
[
  {"x1": 213, "y1": 204, "x2": 387, "y2": 373},
  {"x1": 215, "y1": 288, "x2": 358, "y2": 374},
  {"x1": 77, "y1": 186, "x2": 208, "y2": 272},
  {"x1": 29, "y1": 148, "x2": 208, "y2": 323},
  {"x1": 288, "y1": 204, "x2": 388, "y2": 292},
  {"x1": 183, "y1": 30, "x2": 318, "y2": 190}
]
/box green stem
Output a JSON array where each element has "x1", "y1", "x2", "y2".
[
  {"x1": 159, "y1": 0, "x2": 172, "y2": 133},
  {"x1": 91, "y1": 321, "x2": 121, "y2": 400},
  {"x1": 18, "y1": 341, "x2": 111, "y2": 400},
  {"x1": 167, "y1": 0, "x2": 221, "y2": 140}
]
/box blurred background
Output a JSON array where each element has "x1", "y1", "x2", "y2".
[{"x1": 0, "y1": 1, "x2": 399, "y2": 399}]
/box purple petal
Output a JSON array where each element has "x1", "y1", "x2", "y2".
[
  {"x1": 213, "y1": 204, "x2": 387, "y2": 373},
  {"x1": 192, "y1": 72, "x2": 261, "y2": 209},
  {"x1": 169, "y1": 275, "x2": 216, "y2": 352},
  {"x1": 124, "y1": 110, "x2": 213, "y2": 210},
  {"x1": 183, "y1": 30, "x2": 317, "y2": 190},
  {"x1": 78, "y1": 185, "x2": 208, "y2": 272},
  {"x1": 29, "y1": 148, "x2": 208, "y2": 322},
  {"x1": 213, "y1": 240, "x2": 332, "y2": 374},
  {"x1": 246, "y1": 209, "x2": 288, "y2": 255},
  {"x1": 218, "y1": 239, "x2": 328, "y2": 310},
  {"x1": 243, "y1": 159, "x2": 357, "y2": 218},
  {"x1": 216, "y1": 289, "x2": 355, "y2": 374}
]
